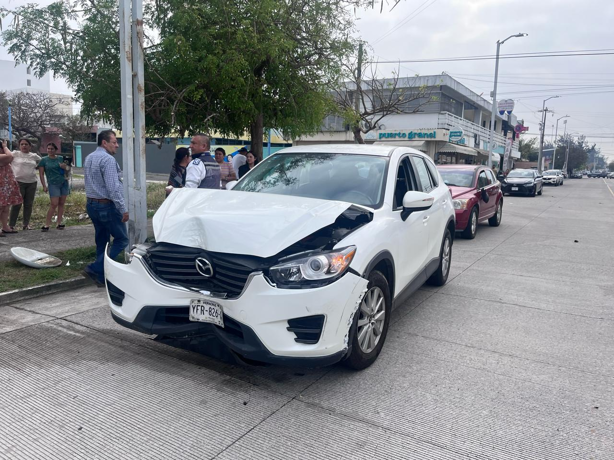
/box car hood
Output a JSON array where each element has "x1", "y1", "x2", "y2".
[
  {"x1": 543, "y1": 174, "x2": 556, "y2": 178},
  {"x1": 448, "y1": 186, "x2": 475, "y2": 199},
  {"x1": 153, "y1": 189, "x2": 357, "y2": 258},
  {"x1": 505, "y1": 177, "x2": 534, "y2": 184}
]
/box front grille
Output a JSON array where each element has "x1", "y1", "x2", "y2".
[
  {"x1": 145, "y1": 243, "x2": 264, "y2": 298},
  {"x1": 107, "y1": 281, "x2": 125, "y2": 306},
  {"x1": 287, "y1": 315, "x2": 325, "y2": 345}
]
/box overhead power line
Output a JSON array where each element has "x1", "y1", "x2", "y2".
[
  {"x1": 372, "y1": 0, "x2": 440, "y2": 45},
  {"x1": 370, "y1": 49, "x2": 614, "y2": 64}
]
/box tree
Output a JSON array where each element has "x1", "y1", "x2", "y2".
[
  {"x1": 0, "y1": 91, "x2": 65, "y2": 149},
  {"x1": 519, "y1": 138, "x2": 538, "y2": 162},
  {"x1": 1, "y1": 0, "x2": 356, "y2": 159},
  {"x1": 331, "y1": 47, "x2": 435, "y2": 144}
]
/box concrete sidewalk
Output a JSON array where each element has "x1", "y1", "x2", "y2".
[{"x1": 0, "y1": 221, "x2": 154, "y2": 263}]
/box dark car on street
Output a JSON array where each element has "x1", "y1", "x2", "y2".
[
  {"x1": 588, "y1": 170, "x2": 608, "y2": 178},
  {"x1": 437, "y1": 165, "x2": 503, "y2": 239},
  {"x1": 571, "y1": 172, "x2": 583, "y2": 179},
  {"x1": 501, "y1": 169, "x2": 543, "y2": 197}
]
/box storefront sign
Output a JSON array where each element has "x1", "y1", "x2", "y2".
[
  {"x1": 449, "y1": 128, "x2": 464, "y2": 143},
  {"x1": 498, "y1": 99, "x2": 515, "y2": 115},
  {"x1": 376, "y1": 129, "x2": 449, "y2": 141}
]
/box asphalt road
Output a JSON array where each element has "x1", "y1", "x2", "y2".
[{"x1": 1, "y1": 178, "x2": 613, "y2": 459}]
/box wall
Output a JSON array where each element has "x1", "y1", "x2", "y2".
[{"x1": 74, "y1": 142, "x2": 179, "y2": 174}]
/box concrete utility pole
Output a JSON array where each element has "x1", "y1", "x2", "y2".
[
  {"x1": 119, "y1": 0, "x2": 147, "y2": 251},
  {"x1": 487, "y1": 33, "x2": 527, "y2": 168},
  {"x1": 354, "y1": 42, "x2": 363, "y2": 140},
  {"x1": 552, "y1": 115, "x2": 569, "y2": 170},
  {"x1": 537, "y1": 95, "x2": 559, "y2": 174}
]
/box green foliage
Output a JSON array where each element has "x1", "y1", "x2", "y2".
[
  {"x1": 1, "y1": 0, "x2": 355, "y2": 154},
  {"x1": 518, "y1": 138, "x2": 538, "y2": 161}
]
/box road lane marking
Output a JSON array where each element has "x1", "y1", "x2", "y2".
[{"x1": 603, "y1": 178, "x2": 614, "y2": 198}]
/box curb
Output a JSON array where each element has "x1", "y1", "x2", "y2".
[{"x1": 0, "y1": 277, "x2": 93, "y2": 306}]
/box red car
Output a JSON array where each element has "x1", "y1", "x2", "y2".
[{"x1": 437, "y1": 165, "x2": 503, "y2": 239}]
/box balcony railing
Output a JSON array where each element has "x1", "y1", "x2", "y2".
[{"x1": 437, "y1": 112, "x2": 518, "y2": 152}]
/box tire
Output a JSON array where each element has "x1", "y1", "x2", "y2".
[
  {"x1": 530, "y1": 186, "x2": 537, "y2": 197},
  {"x1": 489, "y1": 200, "x2": 502, "y2": 227},
  {"x1": 344, "y1": 271, "x2": 391, "y2": 370},
  {"x1": 461, "y1": 207, "x2": 478, "y2": 239},
  {"x1": 427, "y1": 228, "x2": 453, "y2": 287}
]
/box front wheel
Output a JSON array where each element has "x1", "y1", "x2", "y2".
[
  {"x1": 344, "y1": 271, "x2": 391, "y2": 370},
  {"x1": 462, "y1": 207, "x2": 478, "y2": 239},
  {"x1": 489, "y1": 200, "x2": 503, "y2": 227},
  {"x1": 538, "y1": 186, "x2": 543, "y2": 196},
  {"x1": 427, "y1": 228, "x2": 453, "y2": 287}
]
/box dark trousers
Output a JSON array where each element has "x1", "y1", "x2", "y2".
[
  {"x1": 86, "y1": 201, "x2": 129, "y2": 280},
  {"x1": 9, "y1": 181, "x2": 37, "y2": 228}
]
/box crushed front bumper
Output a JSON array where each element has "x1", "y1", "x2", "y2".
[{"x1": 104, "y1": 252, "x2": 368, "y2": 366}]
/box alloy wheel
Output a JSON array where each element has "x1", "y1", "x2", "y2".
[
  {"x1": 471, "y1": 211, "x2": 477, "y2": 236},
  {"x1": 496, "y1": 202, "x2": 502, "y2": 224},
  {"x1": 357, "y1": 287, "x2": 386, "y2": 354},
  {"x1": 442, "y1": 236, "x2": 451, "y2": 277}
]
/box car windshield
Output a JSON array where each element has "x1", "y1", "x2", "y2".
[
  {"x1": 544, "y1": 170, "x2": 558, "y2": 175},
  {"x1": 438, "y1": 169, "x2": 474, "y2": 187},
  {"x1": 507, "y1": 170, "x2": 534, "y2": 178},
  {"x1": 232, "y1": 153, "x2": 388, "y2": 208}
]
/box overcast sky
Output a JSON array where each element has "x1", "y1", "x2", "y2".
[
  {"x1": 2, "y1": 0, "x2": 613, "y2": 160},
  {"x1": 355, "y1": 0, "x2": 614, "y2": 160}
]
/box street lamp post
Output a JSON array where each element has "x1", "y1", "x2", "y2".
[
  {"x1": 537, "y1": 95, "x2": 560, "y2": 174},
  {"x1": 552, "y1": 115, "x2": 569, "y2": 170},
  {"x1": 487, "y1": 33, "x2": 528, "y2": 169}
]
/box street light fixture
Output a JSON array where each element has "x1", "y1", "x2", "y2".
[
  {"x1": 552, "y1": 115, "x2": 570, "y2": 170},
  {"x1": 537, "y1": 95, "x2": 560, "y2": 173},
  {"x1": 487, "y1": 33, "x2": 528, "y2": 169}
]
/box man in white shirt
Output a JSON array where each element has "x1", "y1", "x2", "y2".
[
  {"x1": 232, "y1": 147, "x2": 248, "y2": 174},
  {"x1": 185, "y1": 134, "x2": 221, "y2": 189}
]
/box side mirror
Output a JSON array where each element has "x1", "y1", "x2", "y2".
[
  {"x1": 401, "y1": 191, "x2": 434, "y2": 221},
  {"x1": 481, "y1": 188, "x2": 489, "y2": 203},
  {"x1": 226, "y1": 180, "x2": 238, "y2": 190}
]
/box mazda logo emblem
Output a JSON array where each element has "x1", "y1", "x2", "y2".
[{"x1": 195, "y1": 257, "x2": 214, "y2": 278}]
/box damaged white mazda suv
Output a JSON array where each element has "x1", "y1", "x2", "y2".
[{"x1": 105, "y1": 145, "x2": 455, "y2": 369}]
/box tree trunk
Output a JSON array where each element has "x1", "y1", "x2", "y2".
[
  {"x1": 353, "y1": 127, "x2": 365, "y2": 144},
  {"x1": 250, "y1": 113, "x2": 264, "y2": 162}
]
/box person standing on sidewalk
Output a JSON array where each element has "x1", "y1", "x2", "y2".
[
  {"x1": 9, "y1": 138, "x2": 41, "y2": 231},
  {"x1": 184, "y1": 134, "x2": 221, "y2": 189},
  {"x1": 83, "y1": 130, "x2": 129, "y2": 286},
  {"x1": 0, "y1": 140, "x2": 23, "y2": 237},
  {"x1": 38, "y1": 143, "x2": 70, "y2": 232}
]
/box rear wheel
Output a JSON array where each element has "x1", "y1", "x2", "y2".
[
  {"x1": 489, "y1": 200, "x2": 502, "y2": 227},
  {"x1": 462, "y1": 207, "x2": 478, "y2": 239},
  {"x1": 344, "y1": 271, "x2": 391, "y2": 370},
  {"x1": 427, "y1": 229, "x2": 453, "y2": 287}
]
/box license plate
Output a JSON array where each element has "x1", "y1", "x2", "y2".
[
  {"x1": 511, "y1": 187, "x2": 518, "y2": 191},
  {"x1": 189, "y1": 299, "x2": 224, "y2": 327}
]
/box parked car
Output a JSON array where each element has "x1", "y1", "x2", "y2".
[
  {"x1": 104, "y1": 145, "x2": 456, "y2": 370},
  {"x1": 501, "y1": 169, "x2": 543, "y2": 197},
  {"x1": 437, "y1": 165, "x2": 503, "y2": 239},
  {"x1": 608, "y1": 172, "x2": 614, "y2": 179},
  {"x1": 542, "y1": 169, "x2": 564, "y2": 186},
  {"x1": 588, "y1": 170, "x2": 608, "y2": 178},
  {"x1": 571, "y1": 172, "x2": 583, "y2": 179}
]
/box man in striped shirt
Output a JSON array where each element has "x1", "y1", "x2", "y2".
[{"x1": 83, "y1": 130, "x2": 129, "y2": 286}]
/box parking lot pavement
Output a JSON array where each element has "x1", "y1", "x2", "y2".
[{"x1": 1, "y1": 178, "x2": 613, "y2": 459}]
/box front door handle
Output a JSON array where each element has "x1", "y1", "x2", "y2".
[{"x1": 423, "y1": 216, "x2": 430, "y2": 222}]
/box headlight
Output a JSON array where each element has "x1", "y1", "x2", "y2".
[
  {"x1": 452, "y1": 199, "x2": 470, "y2": 210},
  {"x1": 269, "y1": 246, "x2": 356, "y2": 288},
  {"x1": 524, "y1": 181, "x2": 534, "y2": 186}
]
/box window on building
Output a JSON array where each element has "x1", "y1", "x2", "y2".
[
  {"x1": 27, "y1": 79, "x2": 31, "y2": 87},
  {"x1": 27, "y1": 67, "x2": 31, "y2": 75}
]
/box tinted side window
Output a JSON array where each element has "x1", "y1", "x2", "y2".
[
  {"x1": 413, "y1": 157, "x2": 434, "y2": 193},
  {"x1": 393, "y1": 158, "x2": 413, "y2": 209},
  {"x1": 478, "y1": 171, "x2": 489, "y2": 188},
  {"x1": 486, "y1": 170, "x2": 496, "y2": 184}
]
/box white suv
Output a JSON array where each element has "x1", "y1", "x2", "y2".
[{"x1": 105, "y1": 145, "x2": 455, "y2": 369}]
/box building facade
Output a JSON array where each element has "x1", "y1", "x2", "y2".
[{"x1": 297, "y1": 74, "x2": 523, "y2": 167}]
